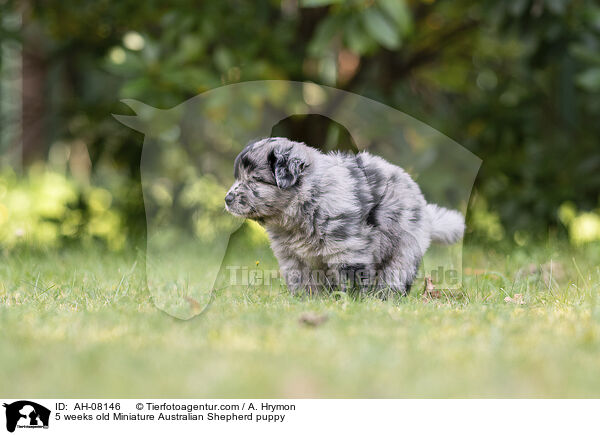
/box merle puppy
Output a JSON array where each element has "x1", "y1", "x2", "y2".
[{"x1": 225, "y1": 137, "x2": 464, "y2": 295}]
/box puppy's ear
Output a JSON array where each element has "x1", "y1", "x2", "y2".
[{"x1": 268, "y1": 148, "x2": 305, "y2": 189}]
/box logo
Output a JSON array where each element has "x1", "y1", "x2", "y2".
[
  {"x1": 113, "y1": 81, "x2": 481, "y2": 320},
  {"x1": 3, "y1": 401, "x2": 50, "y2": 433}
]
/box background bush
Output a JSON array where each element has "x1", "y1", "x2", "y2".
[{"x1": 1, "y1": 0, "x2": 600, "y2": 248}]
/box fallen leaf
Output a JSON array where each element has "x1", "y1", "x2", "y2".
[
  {"x1": 185, "y1": 296, "x2": 203, "y2": 314},
  {"x1": 504, "y1": 293, "x2": 525, "y2": 305},
  {"x1": 422, "y1": 276, "x2": 442, "y2": 300},
  {"x1": 298, "y1": 312, "x2": 328, "y2": 327}
]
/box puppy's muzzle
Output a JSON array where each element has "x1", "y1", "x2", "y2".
[{"x1": 224, "y1": 192, "x2": 234, "y2": 206}]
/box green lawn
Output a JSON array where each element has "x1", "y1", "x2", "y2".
[{"x1": 1, "y1": 239, "x2": 600, "y2": 398}]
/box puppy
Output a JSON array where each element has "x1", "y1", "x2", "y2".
[{"x1": 225, "y1": 137, "x2": 464, "y2": 295}]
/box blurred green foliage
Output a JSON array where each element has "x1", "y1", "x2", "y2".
[
  {"x1": 0, "y1": 167, "x2": 125, "y2": 249},
  {"x1": 1, "y1": 0, "x2": 600, "y2": 247}
]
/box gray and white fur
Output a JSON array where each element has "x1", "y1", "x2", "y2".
[{"x1": 225, "y1": 137, "x2": 464, "y2": 295}]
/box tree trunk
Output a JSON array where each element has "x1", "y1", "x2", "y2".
[{"x1": 21, "y1": 20, "x2": 47, "y2": 165}]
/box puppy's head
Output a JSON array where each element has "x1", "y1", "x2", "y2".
[{"x1": 225, "y1": 138, "x2": 309, "y2": 219}]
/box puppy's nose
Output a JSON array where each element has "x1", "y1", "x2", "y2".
[{"x1": 225, "y1": 193, "x2": 234, "y2": 206}]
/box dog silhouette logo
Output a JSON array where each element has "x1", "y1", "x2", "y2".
[
  {"x1": 3, "y1": 401, "x2": 50, "y2": 432},
  {"x1": 114, "y1": 81, "x2": 481, "y2": 320}
]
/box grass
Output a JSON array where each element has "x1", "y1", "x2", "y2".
[{"x1": 1, "y1": 237, "x2": 600, "y2": 398}]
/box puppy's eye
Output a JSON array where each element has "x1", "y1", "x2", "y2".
[{"x1": 252, "y1": 176, "x2": 273, "y2": 185}]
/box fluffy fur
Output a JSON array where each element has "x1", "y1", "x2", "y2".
[{"x1": 225, "y1": 137, "x2": 464, "y2": 294}]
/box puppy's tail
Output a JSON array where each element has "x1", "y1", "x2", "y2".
[{"x1": 425, "y1": 204, "x2": 465, "y2": 244}]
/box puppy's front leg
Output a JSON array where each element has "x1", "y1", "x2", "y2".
[{"x1": 277, "y1": 255, "x2": 320, "y2": 295}]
